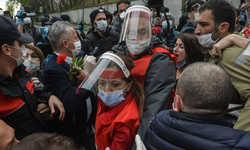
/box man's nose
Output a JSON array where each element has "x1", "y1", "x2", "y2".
[{"x1": 194, "y1": 27, "x2": 201, "y2": 35}]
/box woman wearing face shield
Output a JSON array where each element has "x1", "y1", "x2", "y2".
[
  {"x1": 111, "y1": 5, "x2": 177, "y2": 145},
  {"x1": 77, "y1": 52, "x2": 145, "y2": 150}
]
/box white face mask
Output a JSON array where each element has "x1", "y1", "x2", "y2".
[
  {"x1": 24, "y1": 17, "x2": 31, "y2": 24},
  {"x1": 23, "y1": 60, "x2": 40, "y2": 75},
  {"x1": 126, "y1": 39, "x2": 150, "y2": 56},
  {"x1": 68, "y1": 40, "x2": 82, "y2": 56},
  {"x1": 193, "y1": 13, "x2": 199, "y2": 25},
  {"x1": 9, "y1": 45, "x2": 26, "y2": 67},
  {"x1": 120, "y1": 11, "x2": 126, "y2": 21},
  {"x1": 161, "y1": 13, "x2": 165, "y2": 20},
  {"x1": 197, "y1": 25, "x2": 222, "y2": 48},
  {"x1": 95, "y1": 20, "x2": 107, "y2": 32},
  {"x1": 162, "y1": 20, "x2": 173, "y2": 30}
]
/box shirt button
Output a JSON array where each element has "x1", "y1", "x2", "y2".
[{"x1": 24, "y1": 90, "x2": 26, "y2": 93}]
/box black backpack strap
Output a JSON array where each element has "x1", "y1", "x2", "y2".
[{"x1": 227, "y1": 105, "x2": 244, "y2": 112}]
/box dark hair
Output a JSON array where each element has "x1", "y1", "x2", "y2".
[
  {"x1": 199, "y1": 0, "x2": 235, "y2": 33},
  {"x1": 0, "y1": 40, "x2": 15, "y2": 53},
  {"x1": 105, "y1": 11, "x2": 113, "y2": 24},
  {"x1": 187, "y1": 0, "x2": 205, "y2": 12},
  {"x1": 4, "y1": 11, "x2": 10, "y2": 15},
  {"x1": 235, "y1": 8, "x2": 240, "y2": 17},
  {"x1": 101, "y1": 52, "x2": 145, "y2": 118},
  {"x1": 161, "y1": 7, "x2": 169, "y2": 13},
  {"x1": 13, "y1": 133, "x2": 77, "y2": 150},
  {"x1": 174, "y1": 33, "x2": 203, "y2": 70},
  {"x1": 176, "y1": 62, "x2": 232, "y2": 115},
  {"x1": 116, "y1": 0, "x2": 130, "y2": 11},
  {"x1": 25, "y1": 44, "x2": 44, "y2": 69}
]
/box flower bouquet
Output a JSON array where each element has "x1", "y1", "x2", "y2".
[{"x1": 57, "y1": 54, "x2": 84, "y2": 83}]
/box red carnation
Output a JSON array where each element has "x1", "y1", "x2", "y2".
[
  {"x1": 152, "y1": 26, "x2": 161, "y2": 35},
  {"x1": 57, "y1": 54, "x2": 67, "y2": 64},
  {"x1": 243, "y1": 25, "x2": 250, "y2": 38}
]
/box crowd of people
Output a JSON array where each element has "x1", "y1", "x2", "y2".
[{"x1": 0, "y1": 0, "x2": 250, "y2": 149}]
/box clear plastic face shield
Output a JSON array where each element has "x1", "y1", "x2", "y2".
[
  {"x1": 235, "y1": 40, "x2": 250, "y2": 66},
  {"x1": 119, "y1": 5, "x2": 152, "y2": 43},
  {"x1": 77, "y1": 52, "x2": 130, "y2": 95}
]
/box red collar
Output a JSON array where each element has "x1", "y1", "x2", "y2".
[{"x1": 98, "y1": 93, "x2": 133, "y2": 125}]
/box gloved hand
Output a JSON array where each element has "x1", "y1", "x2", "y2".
[
  {"x1": 32, "y1": 77, "x2": 45, "y2": 91},
  {"x1": 78, "y1": 21, "x2": 84, "y2": 33},
  {"x1": 135, "y1": 134, "x2": 147, "y2": 150},
  {"x1": 83, "y1": 55, "x2": 96, "y2": 73},
  {"x1": 105, "y1": 147, "x2": 110, "y2": 150},
  {"x1": 17, "y1": 10, "x2": 25, "y2": 25},
  {"x1": 40, "y1": 27, "x2": 49, "y2": 43}
]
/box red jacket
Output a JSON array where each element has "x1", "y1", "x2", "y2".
[
  {"x1": 95, "y1": 93, "x2": 139, "y2": 150},
  {"x1": 131, "y1": 47, "x2": 177, "y2": 109},
  {"x1": 131, "y1": 47, "x2": 176, "y2": 85}
]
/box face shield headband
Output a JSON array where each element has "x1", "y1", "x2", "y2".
[{"x1": 76, "y1": 52, "x2": 130, "y2": 94}]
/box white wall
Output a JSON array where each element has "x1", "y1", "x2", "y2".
[
  {"x1": 164, "y1": 0, "x2": 183, "y2": 26},
  {"x1": 41, "y1": 0, "x2": 184, "y2": 25},
  {"x1": 40, "y1": 0, "x2": 242, "y2": 25},
  {"x1": 227, "y1": 0, "x2": 241, "y2": 8}
]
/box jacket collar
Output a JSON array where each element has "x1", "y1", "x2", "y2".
[
  {"x1": 51, "y1": 52, "x2": 70, "y2": 70},
  {"x1": 92, "y1": 27, "x2": 111, "y2": 37},
  {"x1": 171, "y1": 111, "x2": 233, "y2": 127},
  {"x1": 0, "y1": 65, "x2": 27, "y2": 97},
  {"x1": 99, "y1": 93, "x2": 133, "y2": 125}
]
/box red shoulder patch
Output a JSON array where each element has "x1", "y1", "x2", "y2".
[{"x1": 0, "y1": 91, "x2": 25, "y2": 117}]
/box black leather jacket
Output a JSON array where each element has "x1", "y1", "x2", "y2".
[{"x1": 86, "y1": 27, "x2": 119, "y2": 57}]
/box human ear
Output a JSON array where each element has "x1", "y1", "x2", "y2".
[
  {"x1": 123, "y1": 81, "x2": 133, "y2": 97},
  {"x1": 188, "y1": 12, "x2": 191, "y2": 19},
  {"x1": 219, "y1": 22, "x2": 230, "y2": 34},
  {"x1": 238, "y1": 16, "x2": 241, "y2": 22},
  {"x1": 1, "y1": 44, "x2": 12, "y2": 56},
  {"x1": 174, "y1": 95, "x2": 182, "y2": 112},
  {"x1": 62, "y1": 40, "x2": 69, "y2": 48}
]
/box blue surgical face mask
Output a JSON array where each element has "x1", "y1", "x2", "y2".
[
  {"x1": 177, "y1": 60, "x2": 186, "y2": 69},
  {"x1": 98, "y1": 84, "x2": 129, "y2": 107}
]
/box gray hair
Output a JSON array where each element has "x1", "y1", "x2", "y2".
[
  {"x1": 176, "y1": 62, "x2": 232, "y2": 115},
  {"x1": 47, "y1": 21, "x2": 73, "y2": 50}
]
